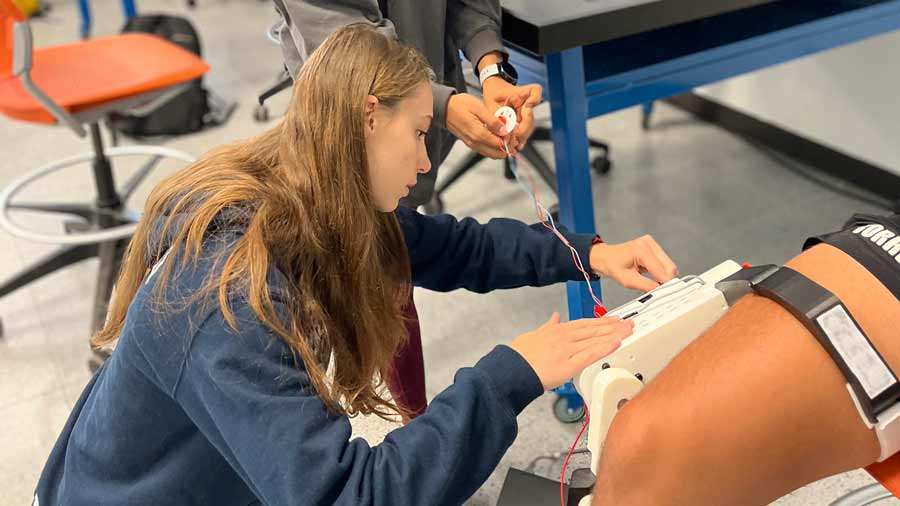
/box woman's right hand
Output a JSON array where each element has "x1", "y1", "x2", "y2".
[
  {"x1": 446, "y1": 93, "x2": 508, "y2": 160},
  {"x1": 511, "y1": 313, "x2": 633, "y2": 390}
]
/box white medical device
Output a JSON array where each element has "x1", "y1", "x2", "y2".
[
  {"x1": 575, "y1": 260, "x2": 744, "y2": 475},
  {"x1": 575, "y1": 259, "x2": 900, "y2": 506}
]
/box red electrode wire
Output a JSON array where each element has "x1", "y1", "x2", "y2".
[
  {"x1": 560, "y1": 402, "x2": 590, "y2": 506},
  {"x1": 503, "y1": 146, "x2": 605, "y2": 314},
  {"x1": 500, "y1": 125, "x2": 606, "y2": 506}
]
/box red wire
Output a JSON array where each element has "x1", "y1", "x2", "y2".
[
  {"x1": 560, "y1": 402, "x2": 590, "y2": 506},
  {"x1": 516, "y1": 161, "x2": 602, "y2": 307},
  {"x1": 505, "y1": 139, "x2": 601, "y2": 506},
  {"x1": 538, "y1": 216, "x2": 602, "y2": 306}
]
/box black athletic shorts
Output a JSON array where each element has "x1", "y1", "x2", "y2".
[{"x1": 804, "y1": 213, "x2": 900, "y2": 302}]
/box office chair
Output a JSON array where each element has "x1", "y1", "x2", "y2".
[
  {"x1": 0, "y1": 0, "x2": 208, "y2": 368},
  {"x1": 254, "y1": 70, "x2": 290, "y2": 122},
  {"x1": 254, "y1": 21, "x2": 291, "y2": 123}
]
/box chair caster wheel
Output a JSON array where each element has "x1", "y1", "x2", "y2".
[
  {"x1": 87, "y1": 358, "x2": 103, "y2": 373},
  {"x1": 591, "y1": 156, "x2": 612, "y2": 175},
  {"x1": 254, "y1": 104, "x2": 270, "y2": 123},
  {"x1": 88, "y1": 348, "x2": 109, "y2": 373},
  {"x1": 554, "y1": 395, "x2": 585, "y2": 423}
]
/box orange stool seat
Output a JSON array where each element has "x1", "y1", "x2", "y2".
[{"x1": 0, "y1": 33, "x2": 209, "y2": 124}]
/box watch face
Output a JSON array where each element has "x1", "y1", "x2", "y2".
[{"x1": 501, "y1": 61, "x2": 518, "y2": 81}]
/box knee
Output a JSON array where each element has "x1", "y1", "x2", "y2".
[
  {"x1": 592, "y1": 396, "x2": 687, "y2": 504},
  {"x1": 597, "y1": 397, "x2": 663, "y2": 477}
]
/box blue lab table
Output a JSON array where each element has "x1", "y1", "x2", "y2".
[{"x1": 500, "y1": 0, "x2": 900, "y2": 321}]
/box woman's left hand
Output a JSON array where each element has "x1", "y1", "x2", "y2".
[{"x1": 589, "y1": 235, "x2": 678, "y2": 292}]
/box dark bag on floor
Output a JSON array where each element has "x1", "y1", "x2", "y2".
[{"x1": 109, "y1": 14, "x2": 210, "y2": 136}]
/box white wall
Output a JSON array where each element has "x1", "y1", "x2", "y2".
[{"x1": 695, "y1": 30, "x2": 900, "y2": 175}]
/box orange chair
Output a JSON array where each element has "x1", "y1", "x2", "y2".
[{"x1": 0, "y1": 0, "x2": 208, "y2": 364}]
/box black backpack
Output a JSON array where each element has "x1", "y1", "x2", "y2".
[{"x1": 109, "y1": 14, "x2": 211, "y2": 137}]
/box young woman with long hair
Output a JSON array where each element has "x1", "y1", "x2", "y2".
[{"x1": 34, "y1": 24, "x2": 676, "y2": 506}]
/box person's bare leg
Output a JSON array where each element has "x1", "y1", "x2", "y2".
[{"x1": 592, "y1": 243, "x2": 900, "y2": 505}]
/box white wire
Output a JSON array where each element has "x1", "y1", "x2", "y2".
[{"x1": 503, "y1": 141, "x2": 603, "y2": 307}]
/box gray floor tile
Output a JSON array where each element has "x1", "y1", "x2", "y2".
[
  {"x1": 0, "y1": 390, "x2": 72, "y2": 505},
  {"x1": 0, "y1": 333, "x2": 60, "y2": 408},
  {"x1": 0, "y1": 265, "x2": 60, "y2": 406}
]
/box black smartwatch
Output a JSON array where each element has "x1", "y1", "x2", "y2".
[{"x1": 478, "y1": 60, "x2": 518, "y2": 86}]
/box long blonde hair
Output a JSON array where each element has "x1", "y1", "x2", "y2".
[{"x1": 92, "y1": 24, "x2": 434, "y2": 419}]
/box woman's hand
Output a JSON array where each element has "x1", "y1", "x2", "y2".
[
  {"x1": 481, "y1": 78, "x2": 542, "y2": 152},
  {"x1": 590, "y1": 236, "x2": 679, "y2": 292},
  {"x1": 511, "y1": 312, "x2": 633, "y2": 390},
  {"x1": 446, "y1": 93, "x2": 508, "y2": 159}
]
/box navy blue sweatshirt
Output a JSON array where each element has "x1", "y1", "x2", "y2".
[{"x1": 34, "y1": 207, "x2": 597, "y2": 506}]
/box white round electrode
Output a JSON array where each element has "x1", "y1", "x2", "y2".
[{"x1": 494, "y1": 106, "x2": 517, "y2": 134}]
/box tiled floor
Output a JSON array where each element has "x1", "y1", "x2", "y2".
[{"x1": 0, "y1": 0, "x2": 896, "y2": 504}]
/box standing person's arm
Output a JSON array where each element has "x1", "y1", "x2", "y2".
[
  {"x1": 271, "y1": 0, "x2": 459, "y2": 130},
  {"x1": 445, "y1": 0, "x2": 542, "y2": 151},
  {"x1": 272, "y1": 0, "x2": 395, "y2": 76},
  {"x1": 446, "y1": 0, "x2": 504, "y2": 72}
]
